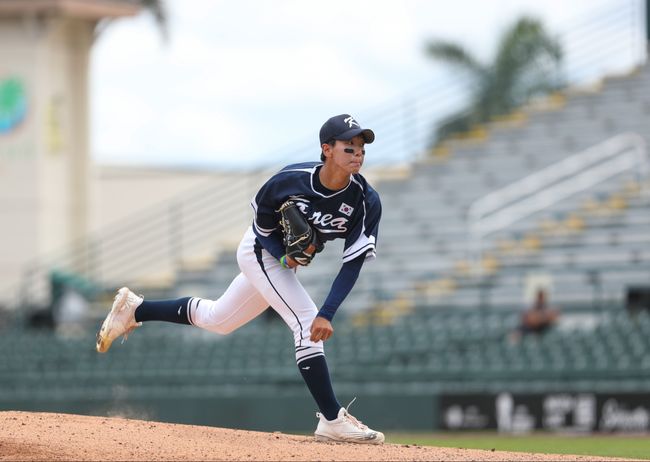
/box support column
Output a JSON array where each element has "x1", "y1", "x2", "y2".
[{"x1": 0, "y1": 1, "x2": 139, "y2": 307}]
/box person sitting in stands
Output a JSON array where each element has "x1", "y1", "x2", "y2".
[{"x1": 510, "y1": 288, "x2": 560, "y2": 343}]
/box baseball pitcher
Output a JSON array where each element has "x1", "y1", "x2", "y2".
[{"x1": 96, "y1": 113, "x2": 383, "y2": 443}]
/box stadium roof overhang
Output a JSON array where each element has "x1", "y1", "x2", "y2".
[{"x1": 0, "y1": 0, "x2": 140, "y2": 20}]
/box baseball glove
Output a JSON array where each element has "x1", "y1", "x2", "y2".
[{"x1": 278, "y1": 200, "x2": 322, "y2": 266}]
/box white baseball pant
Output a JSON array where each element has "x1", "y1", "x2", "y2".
[{"x1": 188, "y1": 226, "x2": 324, "y2": 363}]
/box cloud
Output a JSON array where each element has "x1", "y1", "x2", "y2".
[
  {"x1": 92, "y1": 87, "x2": 158, "y2": 155},
  {"x1": 91, "y1": 0, "x2": 635, "y2": 167}
]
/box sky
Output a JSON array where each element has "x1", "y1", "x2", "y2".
[{"x1": 90, "y1": 0, "x2": 645, "y2": 170}]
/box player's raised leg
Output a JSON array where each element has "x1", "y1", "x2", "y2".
[{"x1": 96, "y1": 274, "x2": 270, "y2": 353}]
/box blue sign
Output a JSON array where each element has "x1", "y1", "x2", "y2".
[{"x1": 0, "y1": 77, "x2": 27, "y2": 135}]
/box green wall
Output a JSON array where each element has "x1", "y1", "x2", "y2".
[{"x1": 0, "y1": 391, "x2": 439, "y2": 432}]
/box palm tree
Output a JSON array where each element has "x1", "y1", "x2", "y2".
[
  {"x1": 426, "y1": 16, "x2": 562, "y2": 144},
  {"x1": 95, "y1": 0, "x2": 169, "y2": 41}
]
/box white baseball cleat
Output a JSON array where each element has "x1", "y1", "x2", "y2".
[
  {"x1": 314, "y1": 404, "x2": 384, "y2": 444},
  {"x1": 96, "y1": 287, "x2": 143, "y2": 353}
]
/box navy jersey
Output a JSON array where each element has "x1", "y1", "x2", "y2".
[{"x1": 251, "y1": 162, "x2": 382, "y2": 263}]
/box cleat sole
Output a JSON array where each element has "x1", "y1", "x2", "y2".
[
  {"x1": 95, "y1": 288, "x2": 129, "y2": 353},
  {"x1": 314, "y1": 433, "x2": 384, "y2": 444}
]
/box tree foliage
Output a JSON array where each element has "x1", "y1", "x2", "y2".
[
  {"x1": 426, "y1": 17, "x2": 562, "y2": 144},
  {"x1": 95, "y1": 0, "x2": 169, "y2": 42}
]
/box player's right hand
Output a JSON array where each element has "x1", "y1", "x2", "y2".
[{"x1": 310, "y1": 316, "x2": 333, "y2": 342}]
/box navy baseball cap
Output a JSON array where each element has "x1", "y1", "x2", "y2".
[{"x1": 319, "y1": 114, "x2": 375, "y2": 145}]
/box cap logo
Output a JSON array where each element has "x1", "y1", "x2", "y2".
[{"x1": 343, "y1": 116, "x2": 359, "y2": 128}]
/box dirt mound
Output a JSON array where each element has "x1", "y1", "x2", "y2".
[{"x1": 0, "y1": 411, "x2": 633, "y2": 461}]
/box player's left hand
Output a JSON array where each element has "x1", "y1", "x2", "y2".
[
  {"x1": 278, "y1": 200, "x2": 322, "y2": 266},
  {"x1": 310, "y1": 316, "x2": 333, "y2": 342}
]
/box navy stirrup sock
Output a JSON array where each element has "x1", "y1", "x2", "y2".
[
  {"x1": 135, "y1": 297, "x2": 192, "y2": 325},
  {"x1": 298, "y1": 355, "x2": 341, "y2": 421}
]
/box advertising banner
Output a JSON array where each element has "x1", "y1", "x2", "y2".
[{"x1": 440, "y1": 392, "x2": 650, "y2": 433}]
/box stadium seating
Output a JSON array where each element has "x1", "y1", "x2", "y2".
[{"x1": 2, "y1": 304, "x2": 649, "y2": 404}]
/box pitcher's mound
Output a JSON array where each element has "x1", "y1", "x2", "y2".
[{"x1": 0, "y1": 411, "x2": 630, "y2": 461}]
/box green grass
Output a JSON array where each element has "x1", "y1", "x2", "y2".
[{"x1": 386, "y1": 433, "x2": 650, "y2": 460}]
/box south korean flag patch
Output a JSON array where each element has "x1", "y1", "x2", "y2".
[{"x1": 339, "y1": 202, "x2": 354, "y2": 216}]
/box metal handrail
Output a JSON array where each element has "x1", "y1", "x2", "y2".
[{"x1": 467, "y1": 133, "x2": 649, "y2": 260}]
